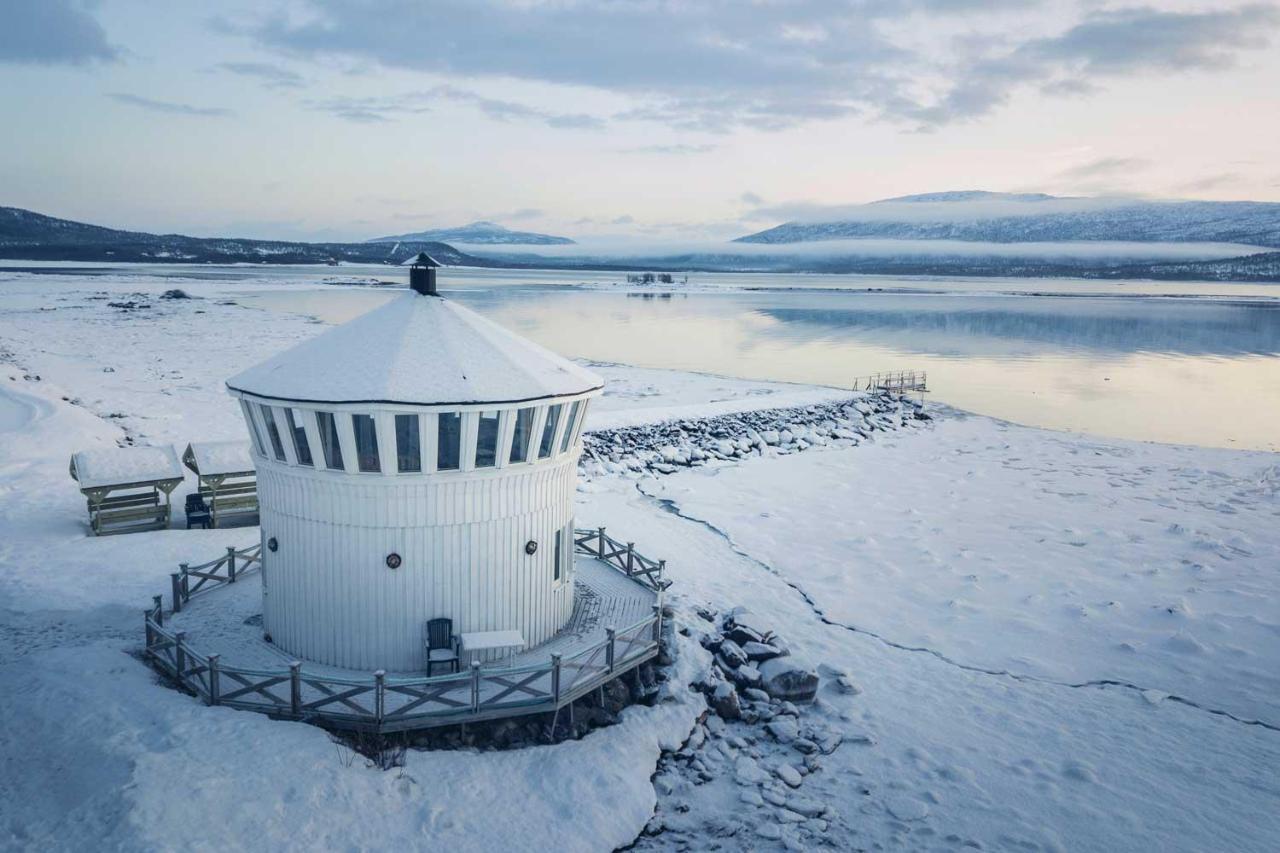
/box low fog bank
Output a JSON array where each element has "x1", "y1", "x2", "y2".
[{"x1": 457, "y1": 238, "x2": 1269, "y2": 264}]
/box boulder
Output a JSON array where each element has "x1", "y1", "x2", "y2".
[
  {"x1": 731, "y1": 663, "x2": 761, "y2": 688},
  {"x1": 742, "y1": 641, "x2": 784, "y2": 662},
  {"x1": 726, "y1": 625, "x2": 765, "y2": 647},
  {"x1": 776, "y1": 764, "x2": 803, "y2": 788},
  {"x1": 718, "y1": 638, "x2": 749, "y2": 668},
  {"x1": 711, "y1": 681, "x2": 741, "y2": 720},
  {"x1": 759, "y1": 658, "x2": 820, "y2": 703},
  {"x1": 765, "y1": 717, "x2": 799, "y2": 743},
  {"x1": 734, "y1": 756, "x2": 771, "y2": 785}
]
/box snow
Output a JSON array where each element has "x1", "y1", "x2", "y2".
[
  {"x1": 69, "y1": 444, "x2": 184, "y2": 489},
  {"x1": 636, "y1": 418, "x2": 1280, "y2": 722},
  {"x1": 228, "y1": 291, "x2": 603, "y2": 406},
  {"x1": 185, "y1": 440, "x2": 254, "y2": 476},
  {"x1": 1, "y1": 269, "x2": 1278, "y2": 852}
]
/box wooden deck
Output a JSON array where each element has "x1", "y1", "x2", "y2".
[
  {"x1": 144, "y1": 533, "x2": 665, "y2": 733},
  {"x1": 507, "y1": 558, "x2": 656, "y2": 667}
]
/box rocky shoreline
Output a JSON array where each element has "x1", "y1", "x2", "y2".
[
  {"x1": 581, "y1": 391, "x2": 930, "y2": 478},
  {"x1": 633, "y1": 608, "x2": 866, "y2": 850}
]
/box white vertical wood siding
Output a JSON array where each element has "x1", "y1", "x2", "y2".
[{"x1": 258, "y1": 455, "x2": 578, "y2": 670}]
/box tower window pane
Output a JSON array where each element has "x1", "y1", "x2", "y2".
[
  {"x1": 554, "y1": 525, "x2": 562, "y2": 581},
  {"x1": 286, "y1": 408, "x2": 313, "y2": 466},
  {"x1": 437, "y1": 412, "x2": 461, "y2": 471},
  {"x1": 316, "y1": 411, "x2": 345, "y2": 470},
  {"x1": 258, "y1": 404, "x2": 287, "y2": 462},
  {"x1": 509, "y1": 407, "x2": 535, "y2": 463},
  {"x1": 240, "y1": 400, "x2": 266, "y2": 457},
  {"x1": 538, "y1": 404, "x2": 562, "y2": 459},
  {"x1": 352, "y1": 414, "x2": 380, "y2": 472},
  {"x1": 560, "y1": 400, "x2": 582, "y2": 454},
  {"x1": 475, "y1": 410, "x2": 500, "y2": 468},
  {"x1": 395, "y1": 414, "x2": 421, "y2": 472}
]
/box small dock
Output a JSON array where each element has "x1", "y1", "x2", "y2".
[{"x1": 854, "y1": 370, "x2": 928, "y2": 397}]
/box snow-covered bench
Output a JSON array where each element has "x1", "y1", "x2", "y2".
[
  {"x1": 183, "y1": 441, "x2": 258, "y2": 529},
  {"x1": 70, "y1": 446, "x2": 185, "y2": 536}
]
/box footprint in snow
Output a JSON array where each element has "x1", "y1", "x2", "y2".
[{"x1": 884, "y1": 793, "x2": 930, "y2": 821}]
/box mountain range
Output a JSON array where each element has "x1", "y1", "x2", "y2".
[
  {"x1": 0, "y1": 207, "x2": 489, "y2": 266},
  {"x1": 3, "y1": 200, "x2": 1280, "y2": 282},
  {"x1": 736, "y1": 191, "x2": 1280, "y2": 248},
  {"x1": 368, "y1": 221, "x2": 574, "y2": 245}
]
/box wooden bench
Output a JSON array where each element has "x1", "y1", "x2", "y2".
[
  {"x1": 199, "y1": 481, "x2": 259, "y2": 528},
  {"x1": 88, "y1": 490, "x2": 169, "y2": 535}
]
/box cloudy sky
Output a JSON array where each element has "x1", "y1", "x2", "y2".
[{"x1": 1, "y1": 0, "x2": 1278, "y2": 242}]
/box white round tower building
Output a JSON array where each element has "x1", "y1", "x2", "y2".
[{"x1": 226, "y1": 256, "x2": 602, "y2": 670}]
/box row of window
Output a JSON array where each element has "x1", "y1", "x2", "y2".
[{"x1": 241, "y1": 399, "x2": 590, "y2": 475}]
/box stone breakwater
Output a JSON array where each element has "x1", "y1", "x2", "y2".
[
  {"x1": 581, "y1": 391, "x2": 931, "y2": 477},
  {"x1": 634, "y1": 607, "x2": 869, "y2": 849}
]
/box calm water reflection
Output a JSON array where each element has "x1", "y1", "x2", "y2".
[{"x1": 241, "y1": 279, "x2": 1280, "y2": 451}]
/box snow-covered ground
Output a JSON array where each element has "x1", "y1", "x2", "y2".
[{"x1": 2, "y1": 270, "x2": 1278, "y2": 851}]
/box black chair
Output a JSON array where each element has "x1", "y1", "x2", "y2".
[
  {"x1": 425, "y1": 617, "x2": 460, "y2": 676},
  {"x1": 185, "y1": 493, "x2": 211, "y2": 530}
]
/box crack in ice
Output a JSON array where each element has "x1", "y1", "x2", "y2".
[{"x1": 637, "y1": 483, "x2": 1280, "y2": 734}]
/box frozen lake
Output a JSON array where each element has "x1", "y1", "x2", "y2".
[{"x1": 6, "y1": 262, "x2": 1280, "y2": 450}]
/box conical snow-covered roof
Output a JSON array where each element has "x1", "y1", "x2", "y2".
[{"x1": 227, "y1": 291, "x2": 602, "y2": 406}]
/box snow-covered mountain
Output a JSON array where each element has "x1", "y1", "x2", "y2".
[
  {"x1": 369, "y1": 221, "x2": 575, "y2": 245},
  {"x1": 0, "y1": 206, "x2": 486, "y2": 266},
  {"x1": 736, "y1": 192, "x2": 1280, "y2": 248}
]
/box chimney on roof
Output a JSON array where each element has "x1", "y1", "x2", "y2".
[{"x1": 409, "y1": 252, "x2": 440, "y2": 295}]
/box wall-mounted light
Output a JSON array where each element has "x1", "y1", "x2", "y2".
[
  {"x1": 386, "y1": 553, "x2": 402, "y2": 569},
  {"x1": 525, "y1": 540, "x2": 538, "y2": 555},
  {"x1": 267, "y1": 537, "x2": 278, "y2": 552}
]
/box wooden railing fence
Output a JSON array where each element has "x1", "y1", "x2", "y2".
[
  {"x1": 574, "y1": 527, "x2": 671, "y2": 592},
  {"x1": 170, "y1": 543, "x2": 261, "y2": 614},
  {"x1": 143, "y1": 531, "x2": 664, "y2": 733}
]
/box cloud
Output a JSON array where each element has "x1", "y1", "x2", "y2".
[
  {"x1": 740, "y1": 193, "x2": 1160, "y2": 225},
  {"x1": 906, "y1": 5, "x2": 1279, "y2": 126},
  {"x1": 305, "y1": 86, "x2": 601, "y2": 128},
  {"x1": 0, "y1": 0, "x2": 118, "y2": 65},
  {"x1": 1173, "y1": 173, "x2": 1242, "y2": 193},
  {"x1": 107, "y1": 93, "x2": 232, "y2": 117},
  {"x1": 740, "y1": 191, "x2": 765, "y2": 206},
  {"x1": 248, "y1": 0, "x2": 907, "y2": 132},
  {"x1": 427, "y1": 85, "x2": 604, "y2": 129},
  {"x1": 246, "y1": 1, "x2": 1280, "y2": 133},
  {"x1": 500, "y1": 208, "x2": 545, "y2": 222},
  {"x1": 1057, "y1": 157, "x2": 1151, "y2": 180},
  {"x1": 216, "y1": 61, "x2": 305, "y2": 89},
  {"x1": 620, "y1": 143, "x2": 718, "y2": 155},
  {"x1": 303, "y1": 95, "x2": 420, "y2": 123}
]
